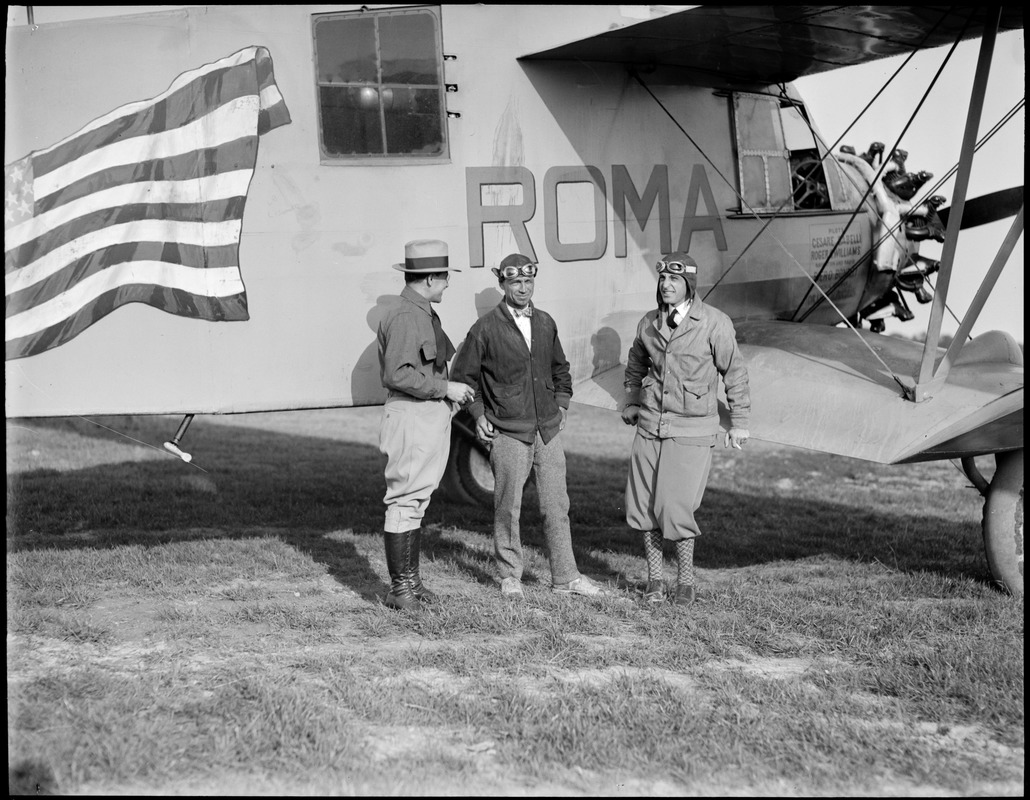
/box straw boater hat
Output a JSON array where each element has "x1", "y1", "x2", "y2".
[{"x1": 392, "y1": 239, "x2": 462, "y2": 273}]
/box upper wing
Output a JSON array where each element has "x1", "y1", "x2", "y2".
[
  {"x1": 520, "y1": 6, "x2": 1024, "y2": 86},
  {"x1": 574, "y1": 320, "x2": 1023, "y2": 465}
]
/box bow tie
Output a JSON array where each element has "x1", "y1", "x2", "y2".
[{"x1": 512, "y1": 306, "x2": 533, "y2": 318}]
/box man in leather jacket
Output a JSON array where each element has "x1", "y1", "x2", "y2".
[{"x1": 621, "y1": 252, "x2": 751, "y2": 607}]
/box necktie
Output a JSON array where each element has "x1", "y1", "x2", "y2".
[
  {"x1": 431, "y1": 311, "x2": 447, "y2": 368},
  {"x1": 667, "y1": 311, "x2": 678, "y2": 330}
]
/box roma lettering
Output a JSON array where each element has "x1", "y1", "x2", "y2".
[{"x1": 465, "y1": 165, "x2": 727, "y2": 267}]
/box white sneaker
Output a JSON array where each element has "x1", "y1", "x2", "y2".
[
  {"x1": 552, "y1": 575, "x2": 607, "y2": 597},
  {"x1": 500, "y1": 577, "x2": 524, "y2": 597}
]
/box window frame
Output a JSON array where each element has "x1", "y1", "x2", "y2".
[
  {"x1": 730, "y1": 91, "x2": 849, "y2": 215},
  {"x1": 311, "y1": 5, "x2": 450, "y2": 166}
]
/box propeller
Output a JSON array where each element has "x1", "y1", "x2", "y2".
[{"x1": 937, "y1": 186, "x2": 1024, "y2": 230}]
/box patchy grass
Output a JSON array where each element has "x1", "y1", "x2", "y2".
[{"x1": 6, "y1": 407, "x2": 1023, "y2": 795}]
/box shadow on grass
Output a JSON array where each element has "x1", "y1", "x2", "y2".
[{"x1": 7, "y1": 416, "x2": 994, "y2": 594}]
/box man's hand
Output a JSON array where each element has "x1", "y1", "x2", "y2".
[
  {"x1": 475, "y1": 415, "x2": 497, "y2": 443},
  {"x1": 725, "y1": 427, "x2": 750, "y2": 449},
  {"x1": 621, "y1": 405, "x2": 640, "y2": 426},
  {"x1": 446, "y1": 381, "x2": 475, "y2": 405},
  {"x1": 559, "y1": 407, "x2": 568, "y2": 432}
]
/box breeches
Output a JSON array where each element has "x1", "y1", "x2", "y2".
[
  {"x1": 625, "y1": 433, "x2": 712, "y2": 541},
  {"x1": 379, "y1": 398, "x2": 452, "y2": 533}
]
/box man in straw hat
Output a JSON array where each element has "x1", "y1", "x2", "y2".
[
  {"x1": 451, "y1": 253, "x2": 609, "y2": 600},
  {"x1": 621, "y1": 251, "x2": 750, "y2": 607},
  {"x1": 377, "y1": 239, "x2": 475, "y2": 610}
]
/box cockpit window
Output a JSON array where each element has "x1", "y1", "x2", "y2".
[
  {"x1": 312, "y1": 6, "x2": 448, "y2": 163},
  {"x1": 732, "y1": 93, "x2": 834, "y2": 212}
]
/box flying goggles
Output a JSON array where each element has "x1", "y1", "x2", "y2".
[
  {"x1": 498, "y1": 263, "x2": 538, "y2": 279},
  {"x1": 656, "y1": 260, "x2": 697, "y2": 276}
]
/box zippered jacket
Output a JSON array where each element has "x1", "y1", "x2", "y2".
[
  {"x1": 624, "y1": 297, "x2": 750, "y2": 438},
  {"x1": 451, "y1": 302, "x2": 571, "y2": 444}
]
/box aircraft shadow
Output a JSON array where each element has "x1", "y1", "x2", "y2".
[{"x1": 7, "y1": 416, "x2": 992, "y2": 598}]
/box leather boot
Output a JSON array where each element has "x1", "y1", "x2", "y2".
[
  {"x1": 407, "y1": 528, "x2": 437, "y2": 603},
  {"x1": 383, "y1": 530, "x2": 418, "y2": 610},
  {"x1": 672, "y1": 584, "x2": 696, "y2": 606}
]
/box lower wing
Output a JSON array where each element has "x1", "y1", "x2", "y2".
[{"x1": 574, "y1": 320, "x2": 1023, "y2": 465}]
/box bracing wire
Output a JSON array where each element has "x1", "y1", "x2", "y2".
[
  {"x1": 799, "y1": 98, "x2": 1025, "y2": 326},
  {"x1": 790, "y1": 24, "x2": 967, "y2": 321},
  {"x1": 632, "y1": 73, "x2": 909, "y2": 391},
  {"x1": 702, "y1": 46, "x2": 925, "y2": 301}
]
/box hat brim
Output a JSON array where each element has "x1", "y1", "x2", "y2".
[{"x1": 392, "y1": 263, "x2": 462, "y2": 273}]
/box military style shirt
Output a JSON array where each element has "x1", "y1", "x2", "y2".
[{"x1": 377, "y1": 285, "x2": 456, "y2": 399}]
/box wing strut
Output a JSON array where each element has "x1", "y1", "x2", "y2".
[
  {"x1": 910, "y1": 8, "x2": 1002, "y2": 402},
  {"x1": 931, "y1": 205, "x2": 1023, "y2": 381}
]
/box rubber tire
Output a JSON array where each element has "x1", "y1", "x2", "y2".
[
  {"x1": 451, "y1": 433, "x2": 494, "y2": 508},
  {"x1": 982, "y1": 449, "x2": 1023, "y2": 597}
]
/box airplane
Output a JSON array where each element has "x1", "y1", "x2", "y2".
[{"x1": 5, "y1": 5, "x2": 1023, "y2": 597}]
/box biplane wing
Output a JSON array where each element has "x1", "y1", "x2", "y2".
[
  {"x1": 574, "y1": 320, "x2": 1023, "y2": 466},
  {"x1": 520, "y1": 5, "x2": 1024, "y2": 85}
]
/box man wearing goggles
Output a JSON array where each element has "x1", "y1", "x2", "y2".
[
  {"x1": 451, "y1": 252, "x2": 609, "y2": 601},
  {"x1": 496, "y1": 262, "x2": 539, "y2": 280},
  {"x1": 621, "y1": 251, "x2": 751, "y2": 607},
  {"x1": 655, "y1": 259, "x2": 694, "y2": 275}
]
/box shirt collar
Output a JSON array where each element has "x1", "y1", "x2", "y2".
[
  {"x1": 668, "y1": 298, "x2": 691, "y2": 321},
  {"x1": 506, "y1": 302, "x2": 533, "y2": 318},
  {"x1": 400, "y1": 284, "x2": 434, "y2": 315}
]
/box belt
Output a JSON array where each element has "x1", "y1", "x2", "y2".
[{"x1": 386, "y1": 391, "x2": 443, "y2": 403}]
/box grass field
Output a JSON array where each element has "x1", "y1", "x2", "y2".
[{"x1": 6, "y1": 405, "x2": 1024, "y2": 796}]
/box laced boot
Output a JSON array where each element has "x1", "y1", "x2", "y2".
[
  {"x1": 383, "y1": 530, "x2": 418, "y2": 610},
  {"x1": 407, "y1": 528, "x2": 437, "y2": 603}
]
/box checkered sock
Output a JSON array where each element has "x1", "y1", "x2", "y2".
[
  {"x1": 644, "y1": 530, "x2": 664, "y2": 582},
  {"x1": 675, "y1": 538, "x2": 695, "y2": 586}
]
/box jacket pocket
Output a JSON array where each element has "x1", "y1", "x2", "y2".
[
  {"x1": 492, "y1": 382, "x2": 524, "y2": 419},
  {"x1": 641, "y1": 374, "x2": 662, "y2": 410},
  {"x1": 680, "y1": 380, "x2": 712, "y2": 416}
]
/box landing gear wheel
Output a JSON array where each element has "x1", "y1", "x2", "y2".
[
  {"x1": 450, "y1": 433, "x2": 494, "y2": 508},
  {"x1": 982, "y1": 449, "x2": 1023, "y2": 597}
]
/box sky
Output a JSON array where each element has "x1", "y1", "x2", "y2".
[{"x1": 794, "y1": 29, "x2": 1024, "y2": 344}]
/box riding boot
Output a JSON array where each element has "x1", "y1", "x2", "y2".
[
  {"x1": 408, "y1": 528, "x2": 437, "y2": 603},
  {"x1": 383, "y1": 530, "x2": 418, "y2": 610}
]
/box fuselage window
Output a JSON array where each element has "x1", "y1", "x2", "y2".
[
  {"x1": 732, "y1": 93, "x2": 832, "y2": 212},
  {"x1": 312, "y1": 6, "x2": 448, "y2": 162}
]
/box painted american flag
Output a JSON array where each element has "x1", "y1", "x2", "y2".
[{"x1": 4, "y1": 46, "x2": 291, "y2": 360}]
